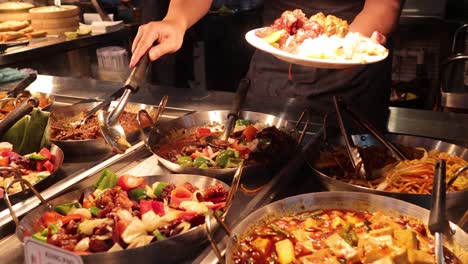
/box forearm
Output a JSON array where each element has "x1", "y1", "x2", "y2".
[
  {"x1": 349, "y1": 0, "x2": 404, "y2": 37},
  {"x1": 163, "y1": 0, "x2": 213, "y2": 31}
]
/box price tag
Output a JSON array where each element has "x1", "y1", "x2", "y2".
[{"x1": 24, "y1": 237, "x2": 84, "y2": 264}]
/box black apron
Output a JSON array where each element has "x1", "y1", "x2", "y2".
[{"x1": 246, "y1": 0, "x2": 392, "y2": 130}]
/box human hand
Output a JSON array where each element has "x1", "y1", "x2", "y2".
[
  {"x1": 370, "y1": 31, "x2": 386, "y2": 45},
  {"x1": 129, "y1": 19, "x2": 186, "y2": 67}
]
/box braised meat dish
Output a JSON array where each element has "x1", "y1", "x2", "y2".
[{"x1": 51, "y1": 111, "x2": 140, "y2": 140}]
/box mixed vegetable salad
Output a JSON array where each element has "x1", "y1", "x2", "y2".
[
  {"x1": 0, "y1": 142, "x2": 54, "y2": 197},
  {"x1": 157, "y1": 119, "x2": 297, "y2": 169},
  {"x1": 30, "y1": 170, "x2": 228, "y2": 254}
]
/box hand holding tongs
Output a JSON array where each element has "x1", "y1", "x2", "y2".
[
  {"x1": 429, "y1": 160, "x2": 451, "y2": 264},
  {"x1": 98, "y1": 54, "x2": 150, "y2": 153},
  {"x1": 219, "y1": 78, "x2": 250, "y2": 141},
  {"x1": 332, "y1": 96, "x2": 409, "y2": 179}
]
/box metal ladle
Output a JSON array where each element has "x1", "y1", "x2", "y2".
[{"x1": 98, "y1": 54, "x2": 149, "y2": 153}]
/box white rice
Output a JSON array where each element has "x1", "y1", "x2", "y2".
[{"x1": 297, "y1": 32, "x2": 387, "y2": 61}]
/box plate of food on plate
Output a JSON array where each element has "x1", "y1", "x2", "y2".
[{"x1": 245, "y1": 9, "x2": 389, "y2": 69}]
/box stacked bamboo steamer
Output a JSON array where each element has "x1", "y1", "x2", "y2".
[
  {"x1": 0, "y1": 2, "x2": 35, "y2": 22},
  {"x1": 29, "y1": 5, "x2": 80, "y2": 35}
]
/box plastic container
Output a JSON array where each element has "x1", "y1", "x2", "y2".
[{"x1": 96, "y1": 46, "x2": 129, "y2": 70}]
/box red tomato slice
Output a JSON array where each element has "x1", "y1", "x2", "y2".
[
  {"x1": 38, "y1": 147, "x2": 51, "y2": 160},
  {"x1": 0, "y1": 156, "x2": 9, "y2": 167},
  {"x1": 0, "y1": 142, "x2": 13, "y2": 156},
  {"x1": 41, "y1": 211, "x2": 64, "y2": 226},
  {"x1": 178, "y1": 211, "x2": 198, "y2": 221},
  {"x1": 242, "y1": 125, "x2": 258, "y2": 141},
  {"x1": 82, "y1": 199, "x2": 94, "y2": 209},
  {"x1": 140, "y1": 200, "x2": 153, "y2": 215},
  {"x1": 117, "y1": 175, "x2": 146, "y2": 191},
  {"x1": 151, "y1": 201, "x2": 165, "y2": 216},
  {"x1": 116, "y1": 220, "x2": 129, "y2": 238},
  {"x1": 233, "y1": 141, "x2": 251, "y2": 155},
  {"x1": 169, "y1": 186, "x2": 193, "y2": 208},
  {"x1": 196, "y1": 128, "x2": 212, "y2": 137},
  {"x1": 206, "y1": 202, "x2": 226, "y2": 211},
  {"x1": 43, "y1": 160, "x2": 54, "y2": 173},
  {"x1": 36, "y1": 160, "x2": 45, "y2": 172},
  {"x1": 61, "y1": 214, "x2": 82, "y2": 225}
]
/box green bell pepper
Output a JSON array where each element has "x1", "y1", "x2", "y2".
[
  {"x1": 129, "y1": 188, "x2": 148, "y2": 201},
  {"x1": 235, "y1": 119, "x2": 252, "y2": 126},
  {"x1": 153, "y1": 229, "x2": 166, "y2": 241},
  {"x1": 89, "y1": 206, "x2": 100, "y2": 217},
  {"x1": 32, "y1": 223, "x2": 59, "y2": 242},
  {"x1": 32, "y1": 232, "x2": 47, "y2": 242},
  {"x1": 225, "y1": 158, "x2": 243, "y2": 168},
  {"x1": 54, "y1": 201, "x2": 81, "y2": 215},
  {"x1": 215, "y1": 150, "x2": 235, "y2": 168},
  {"x1": 94, "y1": 169, "x2": 118, "y2": 190},
  {"x1": 153, "y1": 182, "x2": 168, "y2": 198},
  {"x1": 48, "y1": 223, "x2": 59, "y2": 235},
  {"x1": 176, "y1": 156, "x2": 193, "y2": 167},
  {"x1": 194, "y1": 156, "x2": 210, "y2": 168},
  {"x1": 24, "y1": 152, "x2": 47, "y2": 160}
]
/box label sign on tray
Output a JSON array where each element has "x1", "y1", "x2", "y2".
[{"x1": 24, "y1": 237, "x2": 83, "y2": 264}]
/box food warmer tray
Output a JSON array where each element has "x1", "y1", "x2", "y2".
[{"x1": 0, "y1": 109, "x2": 319, "y2": 263}]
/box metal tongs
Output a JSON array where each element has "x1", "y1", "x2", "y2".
[
  {"x1": 429, "y1": 160, "x2": 451, "y2": 264},
  {"x1": 0, "y1": 40, "x2": 29, "y2": 54},
  {"x1": 0, "y1": 97, "x2": 39, "y2": 137},
  {"x1": 98, "y1": 55, "x2": 150, "y2": 153},
  {"x1": 332, "y1": 96, "x2": 408, "y2": 179},
  {"x1": 219, "y1": 78, "x2": 250, "y2": 141},
  {"x1": 0, "y1": 73, "x2": 37, "y2": 108}
]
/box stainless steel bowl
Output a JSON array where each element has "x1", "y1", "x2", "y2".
[
  {"x1": 306, "y1": 134, "x2": 468, "y2": 210},
  {"x1": 16, "y1": 174, "x2": 230, "y2": 263},
  {"x1": 50, "y1": 102, "x2": 159, "y2": 156},
  {"x1": 225, "y1": 191, "x2": 468, "y2": 263},
  {"x1": 2, "y1": 143, "x2": 64, "y2": 201},
  {"x1": 144, "y1": 110, "x2": 298, "y2": 179}
]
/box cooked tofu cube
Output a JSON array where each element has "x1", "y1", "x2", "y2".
[
  {"x1": 407, "y1": 249, "x2": 434, "y2": 264},
  {"x1": 391, "y1": 247, "x2": 409, "y2": 264},
  {"x1": 275, "y1": 239, "x2": 296, "y2": 264},
  {"x1": 325, "y1": 233, "x2": 359, "y2": 262},
  {"x1": 369, "y1": 227, "x2": 394, "y2": 237},
  {"x1": 250, "y1": 237, "x2": 271, "y2": 255},
  {"x1": 292, "y1": 229, "x2": 311, "y2": 242},
  {"x1": 304, "y1": 218, "x2": 319, "y2": 229},
  {"x1": 364, "y1": 249, "x2": 389, "y2": 263},
  {"x1": 372, "y1": 257, "x2": 395, "y2": 264},
  {"x1": 360, "y1": 235, "x2": 396, "y2": 263},
  {"x1": 394, "y1": 229, "x2": 418, "y2": 250}
]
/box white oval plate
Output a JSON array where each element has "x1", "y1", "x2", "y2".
[{"x1": 245, "y1": 28, "x2": 389, "y2": 69}]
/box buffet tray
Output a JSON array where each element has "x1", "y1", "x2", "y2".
[{"x1": 0, "y1": 96, "x2": 319, "y2": 263}]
